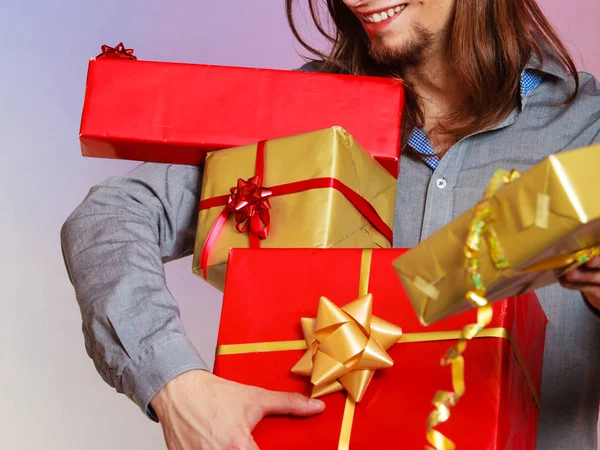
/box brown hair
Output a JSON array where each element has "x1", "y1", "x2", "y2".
[{"x1": 286, "y1": 0, "x2": 579, "y2": 146}]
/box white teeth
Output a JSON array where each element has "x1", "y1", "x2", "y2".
[{"x1": 363, "y1": 5, "x2": 406, "y2": 23}]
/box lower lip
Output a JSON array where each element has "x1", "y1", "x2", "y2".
[{"x1": 362, "y1": 7, "x2": 406, "y2": 32}]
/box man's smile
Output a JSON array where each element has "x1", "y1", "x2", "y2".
[{"x1": 360, "y1": 3, "x2": 407, "y2": 23}]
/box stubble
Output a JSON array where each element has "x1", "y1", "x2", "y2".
[{"x1": 368, "y1": 23, "x2": 436, "y2": 68}]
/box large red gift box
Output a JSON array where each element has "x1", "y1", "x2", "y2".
[
  {"x1": 79, "y1": 55, "x2": 404, "y2": 177},
  {"x1": 215, "y1": 248, "x2": 547, "y2": 449}
]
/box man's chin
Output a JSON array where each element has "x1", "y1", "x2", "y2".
[
  {"x1": 367, "y1": 24, "x2": 434, "y2": 67},
  {"x1": 369, "y1": 43, "x2": 415, "y2": 67},
  {"x1": 370, "y1": 43, "x2": 427, "y2": 68}
]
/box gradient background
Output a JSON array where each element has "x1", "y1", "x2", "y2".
[{"x1": 1, "y1": 1, "x2": 598, "y2": 449}]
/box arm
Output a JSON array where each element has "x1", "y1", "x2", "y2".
[
  {"x1": 61, "y1": 162, "x2": 324, "y2": 449},
  {"x1": 60, "y1": 162, "x2": 206, "y2": 419}
]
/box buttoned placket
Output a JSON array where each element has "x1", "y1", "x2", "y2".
[
  {"x1": 409, "y1": 69, "x2": 546, "y2": 242},
  {"x1": 418, "y1": 107, "x2": 522, "y2": 242}
]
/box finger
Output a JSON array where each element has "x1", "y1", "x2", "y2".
[
  {"x1": 559, "y1": 279, "x2": 600, "y2": 298},
  {"x1": 245, "y1": 435, "x2": 261, "y2": 450},
  {"x1": 585, "y1": 256, "x2": 600, "y2": 269},
  {"x1": 227, "y1": 435, "x2": 261, "y2": 450},
  {"x1": 563, "y1": 266, "x2": 600, "y2": 284},
  {"x1": 257, "y1": 389, "x2": 325, "y2": 417}
]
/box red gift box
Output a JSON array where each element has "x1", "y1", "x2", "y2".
[
  {"x1": 79, "y1": 54, "x2": 404, "y2": 177},
  {"x1": 215, "y1": 248, "x2": 547, "y2": 449}
]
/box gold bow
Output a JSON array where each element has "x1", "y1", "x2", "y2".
[
  {"x1": 291, "y1": 293, "x2": 403, "y2": 402},
  {"x1": 215, "y1": 249, "x2": 540, "y2": 450}
]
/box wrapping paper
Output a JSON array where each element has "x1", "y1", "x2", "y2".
[
  {"x1": 394, "y1": 144, "x2": 600, "y2": 324},
  {"x1": 79, "y1": 56, "x2": 404, "y2": 176},
  {"x1": 214, "y1": 248, "x2": 547, "y2": 449},
  {"x1": 192, "y1": 127, "x2": 396, "y2": 291}
]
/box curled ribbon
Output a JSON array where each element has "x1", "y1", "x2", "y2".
[
  {"x1": 426, "y1": 169, "x2": 520, "y2": 450},
  {"x1": 291, "y1": 293, "x2": 403, "y2": 402},
  {"x1": 96, "y1": 42, "x2": 137, "y2": 60},
  {"x1": 427, "y1": 167, "x2": 597, "y2": 449},
  {"x1": 224, "y1": 141, "x2": 272, "y2": 244},
  {"x1": 199, "y1": 142, "x2": 271, "y2": 278},
  {"x1": 198, "y1": 142, "x2": 393, "y2": 279}
]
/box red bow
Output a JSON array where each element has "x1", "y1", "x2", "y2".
[
  {"x1": 227, "y1": 175, "x2": 272, "y2": 239},
  {"x1": 97, "y1": 43, "x2": 137, "y2": 60}
]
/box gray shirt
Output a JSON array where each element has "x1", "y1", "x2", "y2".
[{"x1": 61, "y1": 51, "x2": 600, "y2": 449}]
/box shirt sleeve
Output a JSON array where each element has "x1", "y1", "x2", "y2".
[
  {"x1": 60, "y1": 162, "x2": 207, "y2": 421},
  {"x1": 582, "y1": 295, "x2": 600, "y2": 318}
]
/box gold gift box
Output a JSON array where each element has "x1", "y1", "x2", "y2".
[
  {"x1": 394, "y1": 143, "x2": 600, "y2": 325},
  {"x1": 193, "y1": 127, "x2": 397, "y2": 291}
]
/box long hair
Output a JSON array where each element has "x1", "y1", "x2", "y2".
[{"x1": 286, "y1": 0, "x2": 579, "y2": 146}]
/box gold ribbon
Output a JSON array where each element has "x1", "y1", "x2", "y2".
[
  {"x1": 216, "y1": 327, "x2": 538, "y2": 407},
  {"x1": 523, "y1": 245, "x2": 600, "y2": 274},
  {"x1": 425, "y1": 167, "x2": 599, "y2": 449},
  {"x1": 217, "y1": 250, "x2": 388, "y2": 449},
  {"x1": 291, "y1": 249, "x2": 402, "y2": 449},
  {"x1": 426, "y1": 169, "x2": 521, "y2": 450},
  {"x1": 216, "y1": 248, "x2": 540, "y2": 449}
]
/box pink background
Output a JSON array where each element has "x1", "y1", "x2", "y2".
[{"x1": 1, "y1": 1, "x2": 598, "y2": 449}]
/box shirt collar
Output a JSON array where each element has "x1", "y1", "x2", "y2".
[
  {"x1": 408, "y1": 44, "x2": 572, "y2": 170},
  {"x1": 524, "y1": 43, "x2": 571, "y2": 82},
  {"x1": 408, "y1": 69, "x2": 545, "y2": 170}
]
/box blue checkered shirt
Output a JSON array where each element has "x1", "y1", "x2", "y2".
[{"x1": 409, "y1": 70, "x2": 544, "y2": 169}]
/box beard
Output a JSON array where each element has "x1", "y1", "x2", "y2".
[{"x1": 368, "y1": 24, "x2": 435, "y2": 69}]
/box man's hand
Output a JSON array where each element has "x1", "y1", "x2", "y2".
[
  {"x1": 150, "y1": 370, "x2": 325, "y2": 450},
  {"x1": 559, "y1": 256, "x2": 600, "y2": 310}
]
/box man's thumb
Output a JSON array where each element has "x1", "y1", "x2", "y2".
[{"x1": 259, "y1": 390, "x2": 326, "y2": 417}]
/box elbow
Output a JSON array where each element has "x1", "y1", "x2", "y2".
[
  {"x1": 59, "y1": 194, "x2": 99, "y2": 283},
  {"x1": 60, "y1": 204, "x2": 87, "y2": 273},
  {"x1": 60, "y1": 213, "x2": 78, "y2": 283},
  {"x1": 60, "y1": 216, "x2": 74, "y2": 257}
]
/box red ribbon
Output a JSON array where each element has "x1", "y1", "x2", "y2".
[
  {"x1": 199, "y1": 141, "x2": 393, "y2": 278},
  {"x1": 96, "y1": 43, "x2": 137, "y2": 60}
]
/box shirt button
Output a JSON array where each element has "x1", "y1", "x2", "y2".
[{"x1": 435, "y1": 178, "x2": 447, "y2": 190}]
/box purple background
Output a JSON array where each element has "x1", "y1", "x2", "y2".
[{"x1": 1, "y1": 1, "x2": 598, "y2": 448}]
